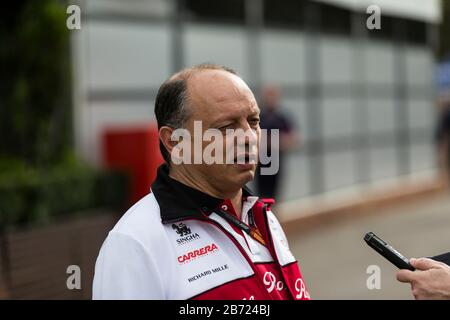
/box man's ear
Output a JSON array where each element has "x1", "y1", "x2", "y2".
[{"x1": 159, "y1": 126, "x2": 176, "y2": 157}]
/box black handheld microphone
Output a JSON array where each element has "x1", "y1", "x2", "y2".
[{"x1": 364, "y1": 232, "x2": 415, "y2": 271}]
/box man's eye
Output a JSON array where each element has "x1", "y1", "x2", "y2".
[
  {"x1": 249, "y1": 119, "x2": 260, "y2": 127},
  {"x1": 218, "y1": 124, "x2": 233, "y2": 131}
]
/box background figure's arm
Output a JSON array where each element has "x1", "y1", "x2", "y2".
[{"x1": 431, "y1": 252, "x2": 450, "y2": 266}]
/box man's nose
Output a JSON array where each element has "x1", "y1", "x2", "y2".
[{"x1": 239, "y1": 122, "x2": 258, "y2": 147}]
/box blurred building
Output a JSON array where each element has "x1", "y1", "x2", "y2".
[{"x1": 71, "y1": 0, "x2": 442, "y2": 202}]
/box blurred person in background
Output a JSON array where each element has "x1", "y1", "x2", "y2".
[
  {"x1": 435, "y1": 92, "x2": 450, "y2": 185},
  {"x1": 256, "y1": 85, "x2": 301, "y2": 201}
]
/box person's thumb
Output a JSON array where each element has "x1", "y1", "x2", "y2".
[
  {"x1": 410, "y1": 257, "x2": 440, "y2": 271},
  {"x1": 396, "y1": 269, "x2": 414, "y2": 283}
]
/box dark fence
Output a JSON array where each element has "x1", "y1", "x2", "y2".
[{"x1": 0, "y1": 212, "x2": 118, "y2": 299}]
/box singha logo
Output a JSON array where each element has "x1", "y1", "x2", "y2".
[{"x1": 172, "y1": 223, "x2": 191, "y2": 237}]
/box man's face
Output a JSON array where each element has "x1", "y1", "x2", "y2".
[{"x1": 183, "y1": 70, "x2": 261, "y2": 194}]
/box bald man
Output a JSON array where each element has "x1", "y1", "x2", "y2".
[{"x1": 93, "y1": 64, "x2": 310, "y2": 300}]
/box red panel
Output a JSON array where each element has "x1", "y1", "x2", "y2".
[{"x1": 102, "y1": 123, "x2": 164, "y2": 205}]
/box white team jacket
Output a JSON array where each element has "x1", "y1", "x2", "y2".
[{"x1": 93, "y1": 165, "x2": 310, "y2": 300}]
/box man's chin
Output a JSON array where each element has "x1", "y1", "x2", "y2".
[
  {"x1": 231, "y1": 163, "x2": 256, "y2": 182},
  {"x1": 233, "y1": 163, "x2": 256, "y2": 171}
]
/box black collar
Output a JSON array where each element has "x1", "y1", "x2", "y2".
[{"x1": 151, "y1": 164, "x2": 255, "y2": 224}]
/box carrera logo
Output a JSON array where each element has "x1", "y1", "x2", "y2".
[{"x1": 178, "y1": 243, "x2": 219, "y2": 264}]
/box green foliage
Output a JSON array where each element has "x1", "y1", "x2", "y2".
[
  {"x1": 0, "y1": 0, "x2": 72, "y2": 165},
  {"x1": 439, "y1": 0, "x2": 450, "y2": 60},
  {"x1": 0, "y1": 1, "x2": 131, "y2": 229},
  {"x1": 0, "y1": 154, "x2": 129, "y2": 229}
]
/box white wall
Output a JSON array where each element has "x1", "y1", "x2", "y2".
[
  {"x1": 73, "y1": 20, "x2": 171, "y2": 164},
  {"x1": 313, "y1": 0, "x2": 441, "y2": 23},
  {"x1": 72, "y1": 4, "x2": 437, "y2": 199}
]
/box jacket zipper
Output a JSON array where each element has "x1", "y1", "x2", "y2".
[
  {"x1": 198, "y1": 217, "x2": 275, "y2": 300},
  {"x1": 261, "y1": 205, "x2": 297, "y2": 300}
]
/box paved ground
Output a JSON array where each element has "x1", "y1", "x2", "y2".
[{"x1": 286, "y1": 193, "x2": 450, "y2": 299}]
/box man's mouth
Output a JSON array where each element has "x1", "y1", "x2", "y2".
[{"x1": 234, "y1": 154, "x2": 257, "y2": 164}]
